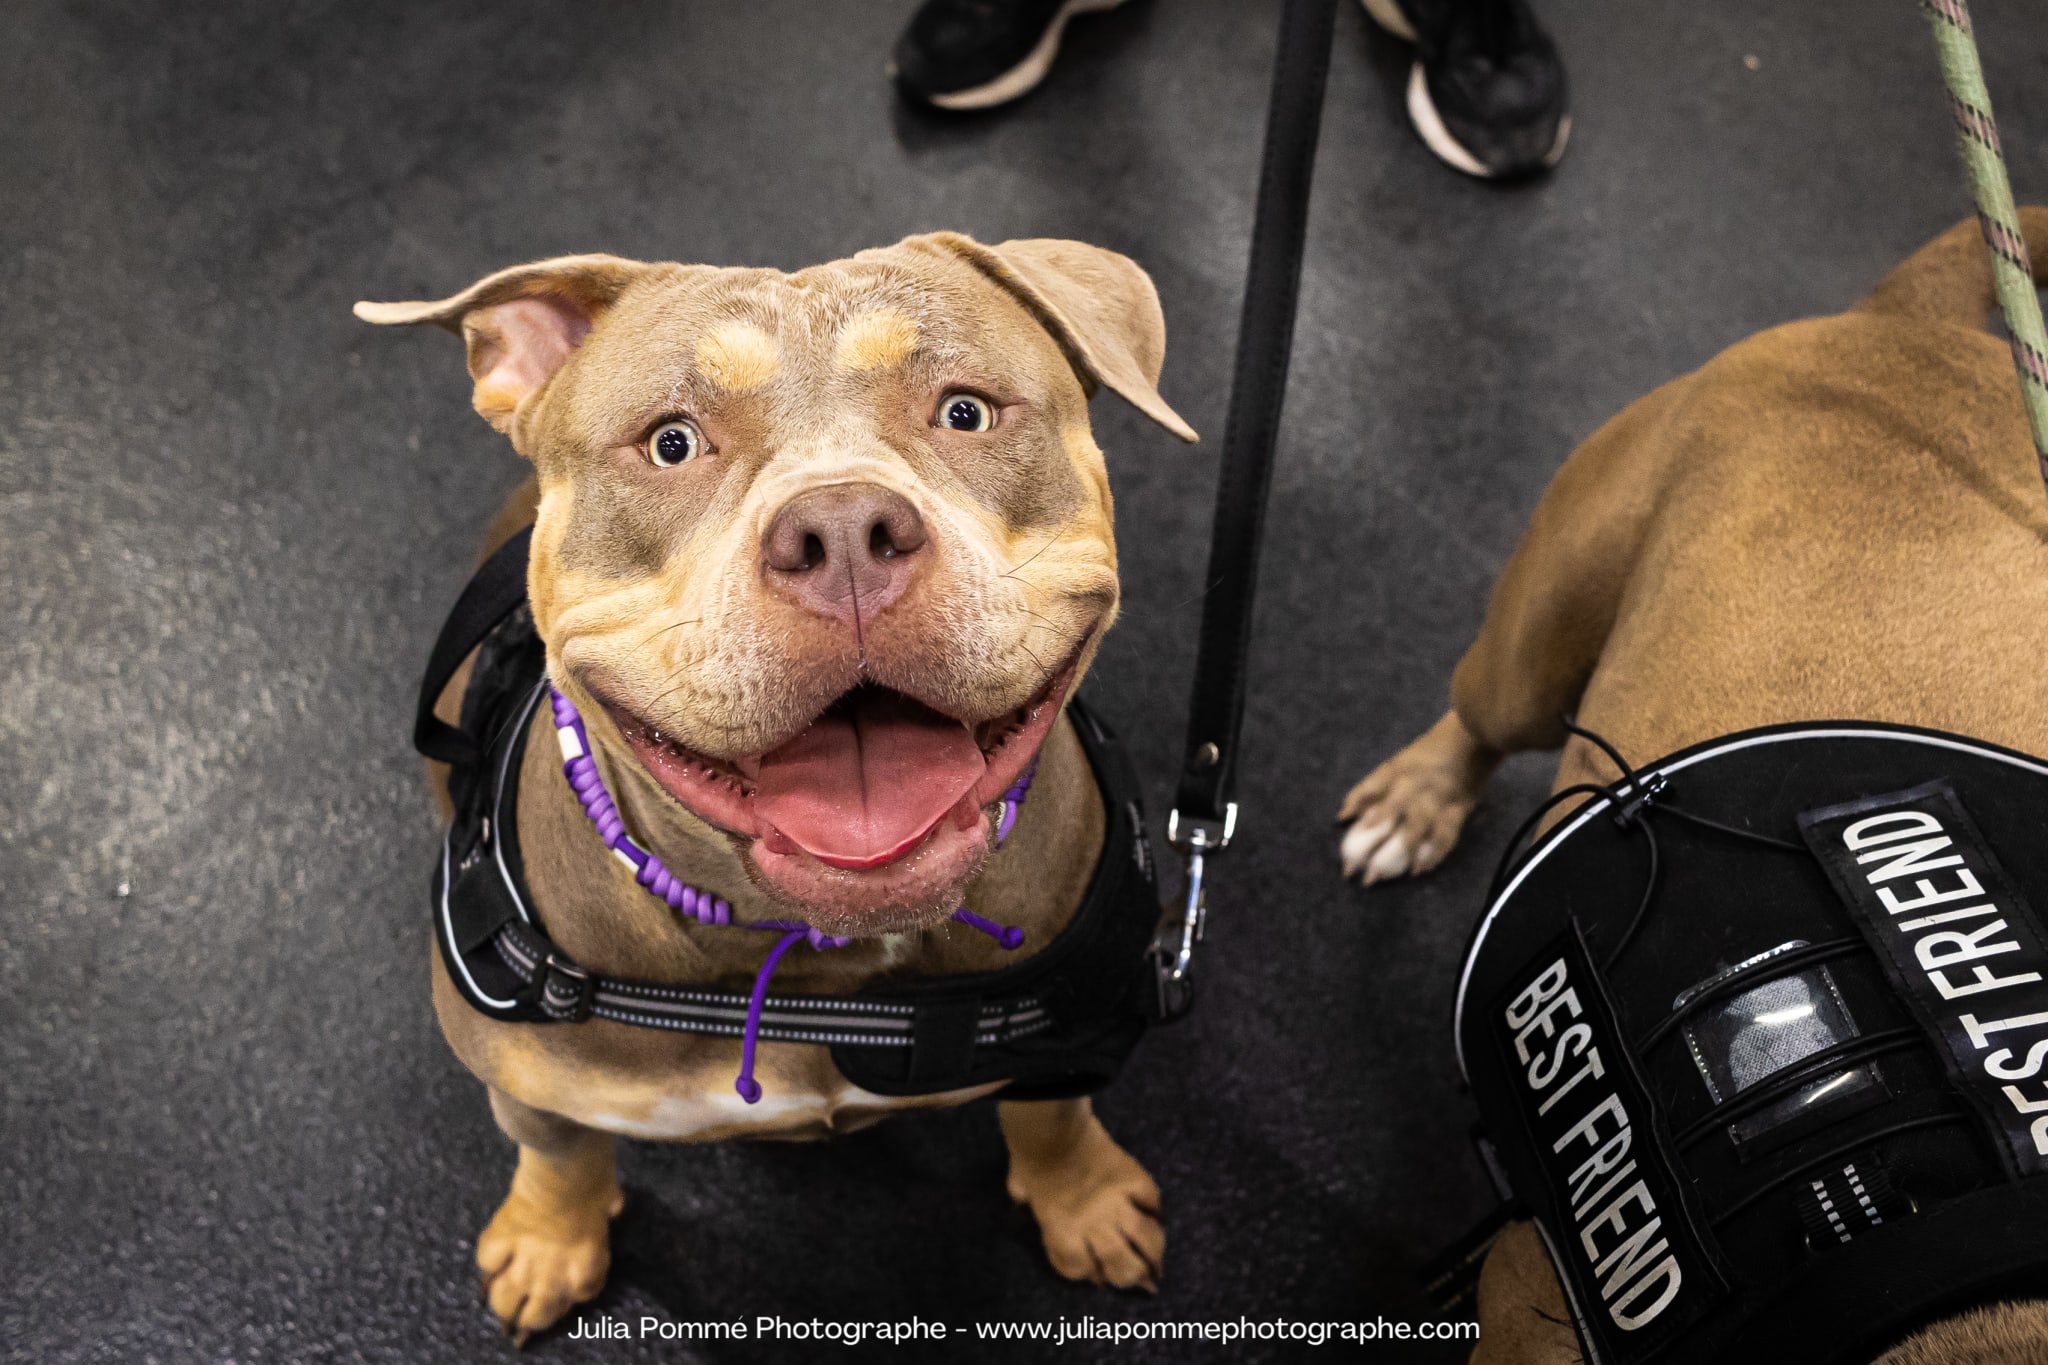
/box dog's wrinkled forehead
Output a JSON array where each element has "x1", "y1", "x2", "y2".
[
  {"x1": 573, "y1": 250, "x2": 1049, "y2": 409},
  {"x1": 357, "y1": 232, "x2": 1192, "y2": 443},
  {"x1": 561, "y1": 253, "x2": 1067, "y2": 477},
  {"x1": 354, "y1": 232, "x2": 1195, "y2": 581}
]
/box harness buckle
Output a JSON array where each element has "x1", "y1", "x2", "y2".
[
  {"x1": 1151, "y1": 804, "x2": 1238, "y2": 1021},
  {"x1": 539, "y1": 953, "x2": 596, "y2": 1023}
]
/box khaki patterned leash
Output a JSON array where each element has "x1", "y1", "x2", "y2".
[{"x1": 1921, "y1": 0, "x2": 2048, "y2": 492}]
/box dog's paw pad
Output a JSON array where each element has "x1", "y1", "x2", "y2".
[{"x1": 476, "y1": 1189, "x2": 616, "y2": 1342}]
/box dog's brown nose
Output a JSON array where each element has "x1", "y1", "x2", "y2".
[{"x1": 762, "y1": 483, "x2": 929, "y2": 621}]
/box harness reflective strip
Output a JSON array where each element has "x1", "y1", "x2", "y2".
[
  {"x1": 1811, "y1": 1178, "x2": 1851, "y2": 1243},
  {"x1": 590, "y1": 1008, "x2": 907, "y2": 1047},
  {"x1": 584, "y1": 1004, "x2": 1056, "y2": 1048},
  {"x1": 1845, "y1": 1164, "x2": 1883, "y2": 1227},
  {"x1": 1455, "y1": 726, "x2": 2048, "y2": 1080},
  {"x1": 490, "y1": 680, "x2": 547, "y2": 928},
  {"x1": 488, "y1": 916, "x2": 1053, "y2": 1047},
  {"x1": 437, "y1": 842, "x2": 518, "y2": 1010},
  {"x1": 434, "y1": 680, "x2": 553, "y2": 1012}
]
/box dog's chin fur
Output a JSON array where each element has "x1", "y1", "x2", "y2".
[{"x1": 730, "y1": 813, "x2": 996, "y2": 939}]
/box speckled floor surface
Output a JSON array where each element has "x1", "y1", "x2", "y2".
[{"x1": 7, "y1": 0, "x2": 2045, "y2": 1360}]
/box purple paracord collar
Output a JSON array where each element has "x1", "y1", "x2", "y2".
[{"x1": 548, "y1": 686, "x2": 1032, "y2": 1103}]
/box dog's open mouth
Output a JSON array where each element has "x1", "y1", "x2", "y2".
[{"x1": 597, "y1": 647, "x2": 1081, "y2": 922}]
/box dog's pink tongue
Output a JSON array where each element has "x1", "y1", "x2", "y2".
[{"x1": 753, "y1": 690, "x2": 986, "y2": 870}]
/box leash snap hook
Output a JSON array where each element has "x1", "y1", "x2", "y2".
[
  {"x1": 539, "y1": 953, "x2": 597, "y2": 1023},
  {"x1": 1152, "y1": 803, "x2": 1238, "y2": 1021}
]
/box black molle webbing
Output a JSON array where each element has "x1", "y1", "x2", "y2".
[{"x1": 1453, "y1": 722, "x2": 2048, "y2": 1365}]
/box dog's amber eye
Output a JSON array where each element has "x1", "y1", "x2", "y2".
[
  {"x1": 645, "y1": 419, "x2": 703, "y2": 467},
  {"x1": 937, "y1": 393, "x2": 993, "y2": 433}
]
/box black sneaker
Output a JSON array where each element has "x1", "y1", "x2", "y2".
[
  {"x1": 1361, "y1": 0, "x2": 1569, "y2": 179},
  {"x1": 890, "y1": 0, "x2": 1127, "y2": 110}
]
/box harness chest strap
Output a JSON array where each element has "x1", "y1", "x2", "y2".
[{"x1": 491, "y1": 915, "x2": 1049, "y2": 1049}]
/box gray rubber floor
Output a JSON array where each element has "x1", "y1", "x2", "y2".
[{"x1": 8, "y1": 1, "x2": 2046, "y2": 1361}]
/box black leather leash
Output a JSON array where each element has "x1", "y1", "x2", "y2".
[{"x1": 1151, "y1": 0, "x2": 1340, "y2": 1017}]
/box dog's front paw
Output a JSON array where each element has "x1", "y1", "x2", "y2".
[
  {"x1": 476, "y1": 1180, "x2": 622, "y2": 1345},
  {"x1": 1007, "y1": 1116, "x2": 1163, "y2": 1293},
  {"x1": 1337, "y1": 710, "x2": 1497, "y2": 885}
]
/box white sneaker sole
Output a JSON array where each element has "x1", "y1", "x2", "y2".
[
  {"x1": 1358, "y1": 0, "x2": 1418, "y2": 43},
  {"x1": 925, "y1": 0, "x2": 1129, "y2": 111},
  {"x1": 1404, "y1": 59, "x2": 1570, "y2": 179}
]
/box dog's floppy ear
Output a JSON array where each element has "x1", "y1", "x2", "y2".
[
  {"x1": 354, "y1": 255, "x2": 651, "y2": 435},
  {"x1": 927, "y1": 234, "x2": 1198, "y2": 443}
]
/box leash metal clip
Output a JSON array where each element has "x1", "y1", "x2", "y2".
[{"x1": 1152, "y1": 803, "x2": 1238, "y2": 1021}]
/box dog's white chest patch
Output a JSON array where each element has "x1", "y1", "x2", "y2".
[
  {"x1": 590, "y1": 1087, "x2": 848, "y2": 1141},
  {"x1": 573, "y1": 1059, "x2": 984, "y2": 1144}
]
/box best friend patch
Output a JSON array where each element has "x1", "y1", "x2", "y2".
[
  {"x1": 1491, "y1": 924, "x2": 1721, "y2": 1360},
  {"x1": 1800, "y1": 779, "x2": 2048, "y2": 1178}
]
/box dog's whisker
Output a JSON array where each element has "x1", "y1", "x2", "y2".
[
  {"x1": 640, "y1": 671, "x2": 699, "y2": 716},
  {"x1": 1018, "y1": 607, "x2": 1081, "y2": 639},
  {"x1": 1166, "y1": 574, "x2": 1227, "y2": 611},
  {"x1": 999, "y1": 535, "x2": 1058, "y2": 580},
  {"x1": 635, "y1": 617, "x2": 703, "y2": 649}
]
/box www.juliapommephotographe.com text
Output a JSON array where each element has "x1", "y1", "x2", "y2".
[{"x1": 566, "y1": 1314, "x2": 1479, "y2": 1347}]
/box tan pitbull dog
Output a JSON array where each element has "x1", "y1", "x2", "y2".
[
  {"x1": 358, "y1": 233, "x2": 1197, "y2": 1341},
  {"x1": 1337, "y1": 213, "x2": 2048, "y2": 1364}
]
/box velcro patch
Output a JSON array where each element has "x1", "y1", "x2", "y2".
[
  {"x1": 1491, "y1": 923, "x2": 1723, "y2": 1360},
  {"x1": 1800, "y1": 780, "x2": 2048, "y2": 1178}
]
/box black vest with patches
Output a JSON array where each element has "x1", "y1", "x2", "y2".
[{"x1": 1453, "y1": 722, "x2": 2048, "y2": 1364}]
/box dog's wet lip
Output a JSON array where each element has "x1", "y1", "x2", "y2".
[
  {"x1": 601, "y1": 701, "x2": 754, "y2": 794},
  {"x1": 600, "y1": 635, "x2": 1088, "y2": 779},
  {"x1": 974, "y1": 657, "x2": 1069, "y2": 755}
]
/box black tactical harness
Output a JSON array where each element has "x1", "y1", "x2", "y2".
[
  {"x1": 1448, "y1": 721, "x2": 2048, "y2": 1364},
  {"x1": 424, "y1": 531, "x2": 1168, "y2": 1102}
]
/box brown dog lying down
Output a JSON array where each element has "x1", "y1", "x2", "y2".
[
  {"x1": 1338, "y1": 212, "x2": 2048, "y2": 1364},
  {"x1": 358, "y1": 234, "x2": 1197, "y2": 1341}
]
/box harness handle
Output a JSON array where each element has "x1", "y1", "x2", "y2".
[
  {"x1": 1155, "y1": 0, "x2": 1339, "y2": 1014},
  {"x1": 414, "y1": 526, "x2": 534, "y2": 767}
]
